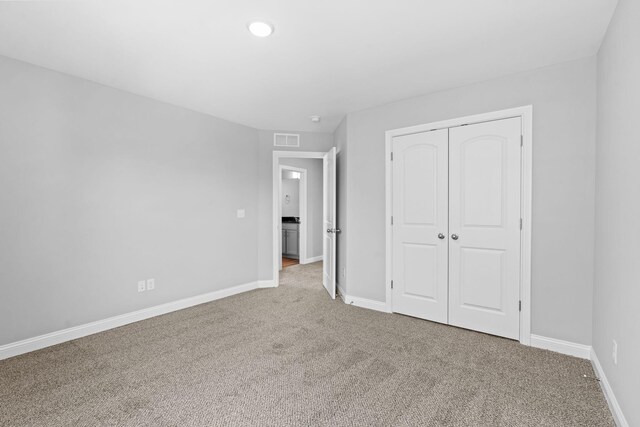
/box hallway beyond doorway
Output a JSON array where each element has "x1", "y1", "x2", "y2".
[{"x1": 282, "y1": 257, "x2": 299, "y2": 269}]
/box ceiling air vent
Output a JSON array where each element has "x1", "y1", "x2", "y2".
[{"x1": 274, "y1": 133, "x2": 300, "y2": 147}]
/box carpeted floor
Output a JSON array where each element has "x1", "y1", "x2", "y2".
[{"x1": 0, "y1": 262, "x2": 613, "y2": 426}]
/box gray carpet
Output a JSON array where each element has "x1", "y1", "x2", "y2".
[{"x1": 0, "y1": 262, "x2": 613, "y2": 426}]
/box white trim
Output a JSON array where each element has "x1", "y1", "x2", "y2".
[
  {"x1": 384, "y1": 105, "x2": 533, "y2": 344},
  {"x1": 340, "y1": 294, "x2": 387, "y2": 313},
  {"x1": 301, "y1": 255, "x2": 323, "y2": 264},
  {"x1": 384, "y1": 126, "x2": 394, "y2": 314},
  {"x1": 273, "y1": 151, "x2": 327, "y2": 287},
  {"x1": 338, "y1": 280, "x2": 386, "y2": 313},
  {"x1": 257, "y1": 280, "x2": 276, "y2": 288},
  {"x1": 0, "y1": 281, "x2": 261, "y2": 361},
  {"x1": 591, "y1": 348, "x2": 629, "y2": 427},
  {"x1": 530, "y1": 334, "x2": 591, "y2": 359},
  {"x1": 280, "y1": 164, "x2": 308, "y2": 265}
]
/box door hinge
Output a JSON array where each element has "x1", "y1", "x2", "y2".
[
  {"x1": 520, "y1": 218, "x2": 523, "y2": 230},
  {"x1": 390, "y1": 152, "x2": 394, "y2": 161},
  {"x1": 391, "y1": 216, "x2": 394, "y2": 225},
  {"x1": 520, "y1": 135, "x2": 523, "y2": 147},
  {"x1": 391, "y1": 280, "x2": 394, "y2": 289},
  {"x1": 519, "y1": 300, "x2": 522, "y2": 312}
]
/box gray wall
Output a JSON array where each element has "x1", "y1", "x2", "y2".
[
  {"x1": 280, "y1": 177, "x2": 300, "y2": 217},
  {"x1": 342, "y1": 57, "x2": 597, "y2": 345},
  {"x1": 593, "y1": 0, "x2": 640, "y2": 424},
  {"x1": 0, "y1": 55, "x2": 260, "y2": 345},
  {"x1": 334, "y1": 117, "x2": 348, "y2": 292},
  {"x1": 280, "y1": 159, "x2": 323, "y2": 259},
  {"x1": 257, "y1": 130, "x2": 334, "y2": 281}
]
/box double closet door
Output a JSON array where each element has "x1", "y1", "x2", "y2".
[{"x1": 391, "y1": 117, "x2": 522, "y2": 340}]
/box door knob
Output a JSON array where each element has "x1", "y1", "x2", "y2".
[
  {"x1": 451, "y1": 234, "x2": 459, "y2": 240},
  {"x1": 438, "y1": 233, "x2": 445, "y2": 239},
  {"x1": 327, "y1": 228, "x2": 341, "y2": 234}
]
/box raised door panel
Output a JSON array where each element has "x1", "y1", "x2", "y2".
[
  {"x1": 448, "y1": 117, "x2": 522, "y2": 340},
  {"x1": 392, "y1": 129, "x2": 448, "y2": 323},
  {"x1": 459, "y1": 248, "x2": 505, "y2": 312}
]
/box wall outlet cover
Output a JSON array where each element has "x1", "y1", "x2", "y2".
[
  {"x1": 237, "y1": 209, "x2": 246, "y2": 218},
  {"x1": 146, "y1": 278, "x2": 155, "y2": 291},
  {"x1": 137, "y1": 280, "x2": 146, "y2": 292}
]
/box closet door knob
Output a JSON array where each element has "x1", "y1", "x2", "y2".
[
  {"x1": 438, "y1": 233, "x2": 445, "y2": 239},
  {"x1": 451, "y1": 234, "x2": 459, "y2": 240}
]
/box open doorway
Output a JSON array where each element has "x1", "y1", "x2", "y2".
[
  {"x1": 279, "y1": 165, "x2": 306, "y2": 270},
  {"x1": 272, "y1": 149, "x2": 337, "y2": 299}
]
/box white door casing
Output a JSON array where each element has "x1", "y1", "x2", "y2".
[
  {"x1": 447, "y1": 117, "x2": 522, "y2": 339},
  {"x1": 391, "y1": 129, "x2": 449, "y2": 323},
  {"x1": 386, "y1": 108, "x2": 531, "y2": 342},
  {"x1": 322, "y1": 147, "x2": 337, "y2": 299},
  {"x1": 272, "y1": 151, "x2": 327, "y2": 288}
]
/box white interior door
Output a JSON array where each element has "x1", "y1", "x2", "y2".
[
  {"x1": 448, "y1": 117, "x2": 522, "y2": 339},
  {"x1": 322, "y1": 147, "x2": 337, "y2": 299},
  {"x1": 391, "y1": 129, "x2": 449, "y2": 323}
]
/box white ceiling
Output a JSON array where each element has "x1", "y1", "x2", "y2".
[{"x1": 0, "y1": 0, "x2": 617, "y2": 132}]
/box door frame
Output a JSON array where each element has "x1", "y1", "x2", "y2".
[
  {"x1": 279, "y1": 164, "x2": 308, "y2": 267},
  {"x1": 272, "y1": 151, "x2": 326, "y2": 287},
  {"x1": 384, "y1": 105, "x2": 533, "y2": 345}
]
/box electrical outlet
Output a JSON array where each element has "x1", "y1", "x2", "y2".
[
  {"x1": 146, "y1": 278, "x2": 155, "y2": 291},
  {"x1": 137, "y1": 280, "x2": 146, "y2": 292},
  {"x1": 342, "y1": 267, "x2": 346, "y2": 278},
  {"x1": 612, "y1": 340, "x2": 618, "y2": 365}
]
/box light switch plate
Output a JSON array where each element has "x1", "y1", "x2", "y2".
[
  {"x1": 137, "y1": 280, "x2": 146, "y2": 292},
  {"x1": 146, "y1": 278, "x2": 155, "y2": 291},
  {"x1": 237, "y1": 209, "x2": 246, "y2": 218}
]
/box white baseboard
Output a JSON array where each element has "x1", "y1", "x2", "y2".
[
  {"x1": 530, "y1": 334, "x2": 591, "y2": 359},
  {"x1": 340, "y1": 293, "x2": 387, "y2": 313},
  {"x1": 0, "y1": 281, "x2": 260, "y2": 361},
  {"x1": 591, "y1": 348, "x2": 629, "y2": 427},
  {"x1": 301, "y1": 255, "x2": 323, "y2": 265},
  {"x1": 529, "y1": 337, "x2": 628, "y2": 425},
  {"x1": 336, "y1": 281, "x2": 392, "y2": 314},
  {"x1": 257, "y1": 280, "x2": 277, "y2": 288}
]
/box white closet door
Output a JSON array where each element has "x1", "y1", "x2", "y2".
[
  {"x1": 322, "y1": 147, "x2": 337, "y2": 299},
  {"x1": 392, "y1": 129, "x2": 449, "y2": 323},
  {"x1": 448, "y1": 117, "x2": 522, "y2": 339}
]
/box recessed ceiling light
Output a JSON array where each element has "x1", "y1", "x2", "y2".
[{"x1": 247, "y1": 20, "x2": 274, "y2": 38}]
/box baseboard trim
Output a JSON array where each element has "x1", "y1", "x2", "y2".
[
  {"x1": 301, "y1": 255, "x2": 323, "y2": 265},
  {"x1": 0, "y1": 281, "x2": 260, "y2": 361},
  {"x1": 257, "y1": 280, "x2": 277, "y2": 288},
  {"x1": 340, "y1": 293, "x2": 387, "y2": 313},
  {"x1": 591, "y1": 348, "x2": 629, "y2": 427},
  {"x1": 530, "y1": 334, "x2": 591, "y2": 359}
]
